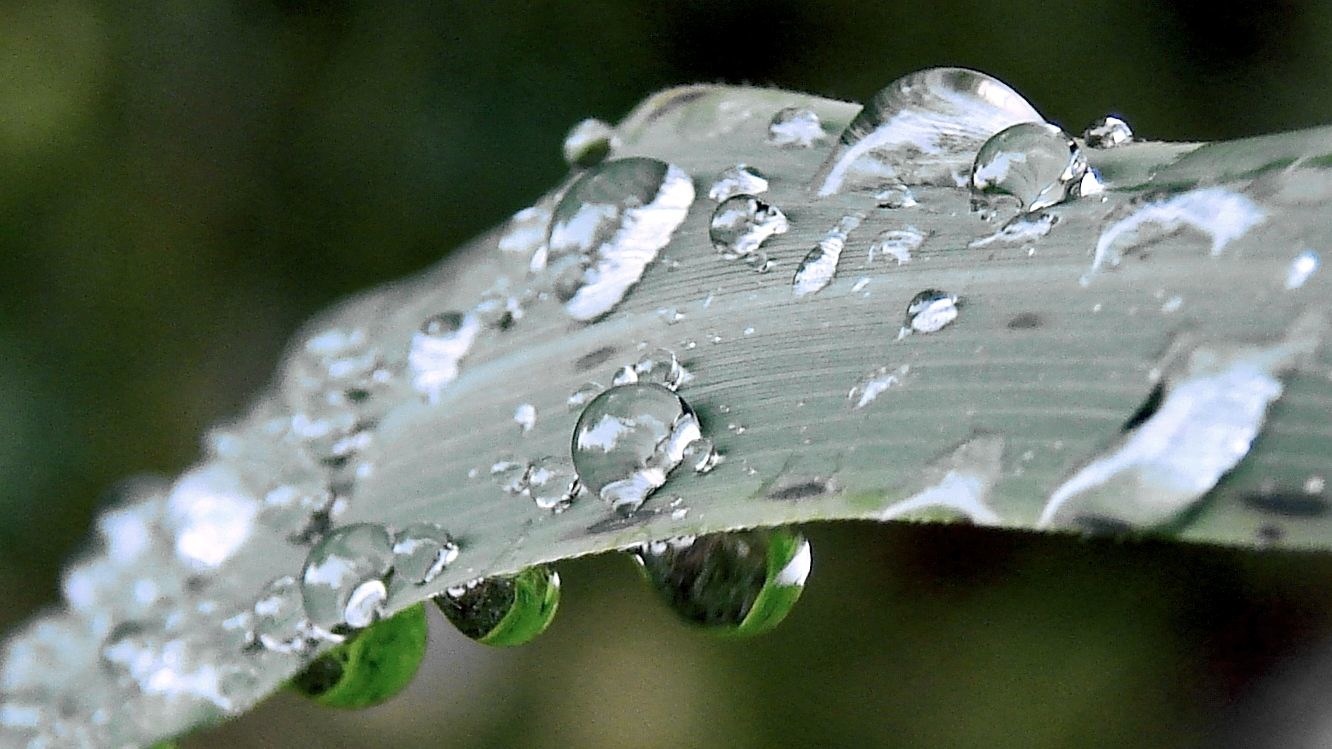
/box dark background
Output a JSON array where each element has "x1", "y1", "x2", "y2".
[{"x1": 3, "y1": 2, "x2": 1332, "y2": 746}]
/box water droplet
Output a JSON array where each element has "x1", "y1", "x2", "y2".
[
  {"x1": 632, "y1": 348, "x2": 690, "y2": 391},
  {"x1": 793, "y1": 213, "x2": 864, "y2": 297},
  {"x1": 970, "y1": 122, "x2": 1093, "y2": 218},
  {"x1": 1285, "y1": 249, "x2": 1320, "y2": 290},
  {"x1": 876, "y1": 433, "x2": 1004, "y2": 524},
  {"x1": 901, "y1": 290, "x2": 959, "y2": 335},
  {"x1": 391, "y1": 524, "x2": 459, "y2": 586},
  {"x1": 251, "y1": 575, "x2": 318, "y2": 654},
  {"x1": 867, "y1": 227, "x2": 924, "y2": 264},
  {"x1": 567, "y1": 382, "x2": 603, "y2": 411},
  {"x1": 490, "y1": 460, "x2": 528, "y2": 494},
  {"x1": 571, "y1": 383, "x2": 704, "y2": 515},
  {"x1": 300, "y1": 523, "x2": 395, "y2": 634},
  {"x1": 634, "y1": 529, "x2": 810, "y2": 636},
  {"x1": 875, "y1": 183, "x2": 919, "y2": 208},
  {"x1": 848, "y1": 364, "x2": 911, "y2": 409},
  {"x1": 708, "y1": 195, "x2": 790, "y2": 261},
  {"x1": 1160, "y1": 295, "x2": 1184, "y2": 313},
  {"x1": 968, "y1": 212, "x2": 1058, "y2": 248},
  {"x1": 524, "y1": 456, "x2": 580, "y2": 512},
  {"x1": 814, "y1": 67, "x2": 1044, "y2": 195},
  {"x1": 707, "y1": 164, "x2": 770, "y2": 202},
  {"x1": 562, "y1": 118, "x2": 619, "y2": 168},
  {"x1": 766, "y1": 107, "x2": 825, "y2": 148},
  {"x1": 408, "y1": 312, "x2": 482, "y2": 403},
  {"x1": 1082, "y1": 115, "x2": 1133, "y2": 148},
  {"x1": 433, "y1": 566, "x2": 560, "y2": 646},
  {"x1": 513, "y1": 403, "x2": 537, "y2": 433},
  {"x1": 1083, "y1": 188, "x2": 1267, "y2": 284},
  {"x1": 289, "y1": 604, "x2": 427, "y2": 709},
  {"x1": 544, "y1": 157, "x2": 695, "y2": 321},
  {"x1": 165, "y1": 465, "x2": 259, "y2": 572},
  {"x1": 498, "y1": 205, "x2": 552, "y2": 255},
  {"x1": 682, "y1": 437, "x2": 722, "y2": 473},
  {"x1": 656, "y1": 306, "x2": 686, "y2": 325}
]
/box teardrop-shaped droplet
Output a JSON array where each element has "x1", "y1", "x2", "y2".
[
  {"x1": 867, "y1": 227, "x2": 924, "y2": 265},
  {"x1": 289, "y1": 604, "x2": 427, "y2": 709},
  {"x1": 814, "y1": 67, "x2": 1044, "y2": 195},
  {"x1": 767, "y1": 107, "x2": 825, "y2": 148},
  {"x1": 1082, "y1": 115, "x2": 1133, "y2": 149},
  {"x1": 408, "y1": 312, "x2": 482, "y2": 403},
  {"x1": 707, "y1": 164, "x2": 770, "y2": 201},
  {"x1": 634, "y1": 529, "x2": 810, "y2": 636},
  {"x1": 562, "y1": 118, "x2": 619, "y2": 168},
  {"x1": 970, "y1": 122, "x2": 1094, "y2": 218},
  {"x1": 793, "y1": 213, "x2": 863, "y2": 297},
  {"x1": 571, "y1": 383, "x2": 703, "y2": 515},
  {"x1": 433, "y1": 566, "x2": 560, "y2": 647},
  {"x1": 544, "y1": 157, "x2": 695, "y2": 321},
  {"x1": 902, "y1": 289, "x2": 959, "y2": 335},
  {"x1": 300, "y1": 523, "x2": 395, "y2": 635},
  {"x1": 708, "y1": 195, "x2": 789, "y2": 261},
  {"x1": 391, "y1": 523, "x2": 460, "y2": 586}
]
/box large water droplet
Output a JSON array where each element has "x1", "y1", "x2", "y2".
[
  {"x1": 708, "y1": 195, "x2": 789, "y2": 261},
  {"x1": 544, "y1": 157, "x2": 695, "y2": 321},
  {"x1": 634, "y1": 529, "x2": 810, "y2": 636},
  {"x1": 793, "y1": 213, "x2": 864, "y2": 297},
  {"x1": 391, "y1": 523, "x2": 459, "y2": 586},
  {"x1": 300, "y1": 524, "x2": 395, "y2": 635},
  {"x1": 766, "y1": 107, "x2": 825, "y2": 148},
  {"x1": 867, "y1": 227, "x2": 924, "y2": 265},
  {"x1": 814, "y1": 67, "x2": 1044, "y2": 195},
  {"x1": 1082, "y1": 115, "x2": 1134, "y2": 148},
  {"x1": 433, "y1": 566, "x2": 560, "y2": 647},
  {"x1": 707, "y1": 164, "x2": 769, "y2": 202},
  {"x1": 289, "y1": 604, "x2": 427, "y2": 709},
  {"x1": 408, "y1": 312, "x2": 482, "y2": 404},
  {"x1": 571, "y1": 383, "x2": 703, "y2": 515},
  {"x1": 970, "y1": 122, "x2": 1093, "y2": 218},
  {"x1": 562, "y1": 118, "x2": 619, "y2": 168}
]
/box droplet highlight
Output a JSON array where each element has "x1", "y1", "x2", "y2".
[
  {"x1": 709, "y1": 195, "x2": 789, "y2": 261},
  {"x1": 1082, "y1": 115, "x2": 1134, "y2": 149}
]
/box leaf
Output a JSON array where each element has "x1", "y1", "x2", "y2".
[{"x1": 2, "y1": 76, "x2": 1330, "y2": 748}]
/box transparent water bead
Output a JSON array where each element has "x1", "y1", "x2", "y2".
[
  {"x1": 814, "y1": 67, "x2": 1044, "y2": 195},
  {"x1": 567, "y1": 381, "x2": 602, "y2": 411},
  {"x1": 709, "y1": 195, "x2": 789, "y2": 260},
  {"x1": 707, "y1": 164, "x2": 769, "y2": 201},
  {"x1": 543, "y1": 157, "x2": 695, "y2": 321},
  {"x1": 251, "y1": 575, "x2": 317, "y2": 655},
  {"x1": 970, "y1": 122, "x2": 1092, "y2": 217},
  {"x1": 1082, "y1": 115, "x2": 1134, "y2": 148},
  {"x1": 408, "y1": 311, "x2": 482, "y2": 403},
  {"x1": 867, "y1": 227, "x2": 924, "y2": 265},
  {"x1": 498, "y1": 204, "x2": 551, "y2": 255},
  {"x1": 571, "y1": 383, "x2": 704, "y2": 515},
  {"x1": 634, "y1": 529, "x2": 811, "y2": 636},
  {"x1": 434, "y1": 566, "x2": 561, "y2": 646},
  {"x1": 875, "y1": 183, "x2": 918, "y2": 208},
  {"x1": 632, "y1": 348, "x2": 690, "y2": 391},
  {"x1": 524, "y1": 456, "x2": 580, "y2": 512},
  {"x1": 766, "y1": 107, "x2": 825, "y2": 147},
  {"x1": 289, "y1": 604, "x2": 428, "y2": 709},
  {"x1": 793, "y1": 213, "x2": 864, "y2": 297},
  {"x1": 391, "y1": 523, "x2": 460, "y2": 586},
  {"x1": 562, "y1": 118, "x2": 619, "y2": 168},
  {"x1": 902, "y1": 289, "x2": 959, "y2": 335},
  {"x1": 300, "y1": 524, "x2": 395, "y2": 634}
]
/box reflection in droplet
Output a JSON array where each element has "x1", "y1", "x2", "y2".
[
  {"x1": 867, "y1": 227, "x2": 924, "y2": 265},
  {"x1": 970, "y1": 122, "x2": 1093, "y2": 218},
  {"x1": 709, "y1": 195, "x2": 789, "y2": 261},
  {"x1": 707, "y1": 164, "x2": 769, "y2": 202},
  {"x1": 815, "y1": 67, "x2": 1044, "y2": 195},
  {"x1": 300, "y1": 524, "x2": 395, "y2": 634},
  {"x1": 252, "y1": 575, "x2": 318, "y2": 655},
  {"x1": 391, "y1": 523, "x2": 459, "y2": 586},
  {"x1": 408, "y1": 312, "x2": 482, "y2": 404},
  {"x1": 634, "y1": 529, "x2": 810, "y2": 636},
  {"x1": 524, "y1": 456, "x2": 580, "y2": 512},
  {"x1": 793, "y1": 213, "x2": 864, "y2": 297},
  {"x1": 289, "y1": 604, "x2": 428, "y2": 709},
  {"x1": 433, "y1": 566, "x2": 560, "y2": 647},
  {"x1": 902, "y1": 289, "x2": 959, "y2": 335},
  {"x1": 767, "y1": 107, "x2": 825, "y2": 148},
  {"x1": 1082, "y1": 115, "x2": 1134, "y2": 148},
  {"x1": 562, "y1": 118, "x2": 619, "y2": 168}
]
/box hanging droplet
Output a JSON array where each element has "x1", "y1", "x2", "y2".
[
  {"x1": 433, "y1": 566, "x2": 560, "y2": 647},
  {"x1": 544, "y1": 157, "x2": 695, "y2": 321},
  {"x1": 1082, "y1": 115, "x2": 1134, "y2": 148},
  {"x1": 707, "y1": 164, "x2": 770, "y2": 201},
  {"x1": 875, "y1": 183, "x2": 918, "y2": 208},
  {"x1": 408, "y1": 312, "x2": 482, "y2": 403},
  {"x1": 767, "y1": 107, "x2": 826, "y2": 148},
  {"x1": 562, "y1": 118, "x2": 619, "y2": 168},
  {"x1": 391, "y1": 523, "x2": 460, "y2": 586},
  {"x1": 793, "y1": 213, "x2": 864, "y2": 297},
  {"x1": 708, "y1": 195, "x2": 789, "y2": 261},
  {"x1": 867, "y1": 227, "x2": 924, "y2": 265},
  {"x1": 300, "y1": 523, "x2": 395, "y2": 635},
  {"x1": 634, "y1": 529, "x2": 811, "y2": 636},
  {"x1": 571, "y1": 383, "x2": 704, "y2": 515},
  {"x1": 970, "y1": 122, "x2": 1093, "y2": 218},
  {"x1": 814, "y1": 67, "x2": 1044, "y2": 195},
  {"x1": 902, "y1": 289, "x2": 959, "y2": 335},
  {"x1": 289, "y1": 604, "x2": 427, "y2": 709}
]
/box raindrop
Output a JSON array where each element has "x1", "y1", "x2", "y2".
[
  {"x1": 289, "y1": 604, "x2": 428, "y2": 710},
  {"x1": 793, "y1": 213, "x2": 864, "y2": 297},
  {"x1": 571, "y1": 383, "x2": 705, "y2": 515},
  {"x1": 632, "y1": 348, "x2": 690, "y2": 390},
  {"x1": 682, "y1": 437, "x2": 722, "y2": 473},
  {"x1": 567, "y1": 382, "x2": 603, "y2": 411},
  {"x1": 902, "y1": 289, "x2": 959, "y2": 335},
  {"x1": 165, "y1": 464, "x2": 259, "y2": 573},
  {"x1": 875, "y1": 183, "x2": 919, "y2": 208},
  {"x1": 848, "y1": 364, "x2": 911, "y2": 409},
  {"x1": 562, "y1": 118, "x2": 619, "y2": 168},
  {"x1": 867, "y1": 227, "x2": 924, "y2": 265},
  {"x1": 252, "y1": 575, "x2": 318, "y2": 655},
  {"x1": 391, "y1": 524, "x2": 460, "y2": 586},
  {"x1": 498, "y1": 205, "x2": 551, "y2": 255},
  {"x1": 814, "y1": 67, "x2": 1044, "y2": 195},
  {"x1": 767, "y1": 107, "x2": 826, "y2": 148},
  {"x1": 970, "y1": 122, "x2": 1094, "y2": 218},
  {"x1": 1082, "y1": 115, "x2": 1134, "y2": 148},
  {"x1": 708, "y1": 195, "x2": 789, "y2": 260},
  {"x1": 968, "y1": 212, "x2": 1058, "y2": 248},
  {"x1": 408, "y1": 312, "x2": 482, "y2": 403},
  {"x1": 544, "y1": 157, "x2": 695, "y2": 321},
  {"x1": 707, "y1": 164, "x2": 770, "y2": 201},
  {"x1": 433, "y1": 566, "x2": 561, "y2": 646},
  {"x1": 634, "y1": 529, "x2": 810, "y2": 636},
  {"x1": 1285, "y1": 249, "x2": 1320, "y2": 290},
  {"x1": 513, "y1": 403, "x2": 537, "y2": 433},
  {"x1": 300, "y1": 523, "x2": 395, "y2": 634}
]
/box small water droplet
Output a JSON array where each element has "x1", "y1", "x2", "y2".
[
  {"x1": 634, "y1": 529, "x2": 810, "y2": 636},
  {"x1": 289, "y1": 604, "x2": 428, "y2": 709},
  {"x1": 875, "y1": 183, "x2": 919, "y2": 208},
  {"x1": 562, "y1": 118, "x2": 619, "y2": 168},
  {"x1": 708, "y1": 195, "x2": 790, "y2": 261},
  {"x1": 513, "y1": 403, "x2": 537, "y2": 433},
  {"x1": 490, "y1": 460, "x2": 528, "y2": 494},
  {"x1": 433, "y1": 566, "x2": 560, "y2": 646},
  {"x1": 1285, "y1": 249, "x2": 1320, "y2": 290},
  {"x1": 766, "y1": 107, "x2": 825, "y2": 148},
  {"x1": 682, "y1": 437, "x2": 722, "y2": 473},
  {"x1": 968, "y1": 212, "x2": 1058, "y2": 248},
  {"x1": 300, "y1": 524, "x2": 395, "y2": 634},
  {"x1": 498, "y1": 205, "x2": 552, "y2": 255},
  {"x1": 848, "y1": 364, "x2": 911, "y2": 409},
  {"x1": 567, "y1": 382, "x2": 603, "y2": 411},
  {"x1": 524, "y1": 456, "x2": 580, "y2": 512},
  {"x1": 1160, "y1": 295, "x2": 1184, "y2": 313},
  {"x1": 656, "y1": 306, "x2": 686, "y2": 325},
  {"x1": 1082, "y1": 115, "x2": 1134, "y2": 148},
  {"x1": 793, "y1": 213, "x2": 864, "y2": 297},
  {"x1": 867, "y1": 227, "x2": 924, "y2": 264},
  {"x1": 970, "y1": 122, "x2": 1093, "y2": 218},
  {"x1": 901, "y1": 290, "x2": 959, "y2": 335},
  {"x1": 571, "y1": 383, "x2": 704, "y2": 515},
  {"x1": 252, "y1": 575, "x2": 319, "y2": 655},
  {"x1": 391, "y1": 524, "x2": 460, "y2": 586},
  {"x1": 707, "y1": 164, "x2": 769, "y2": 202},
  {"x1": 408, "y1": 312, "x2": 482, "y2": 403},
  {"x1": 633, "y1": 348, "x2": 690, "y2": 391}
]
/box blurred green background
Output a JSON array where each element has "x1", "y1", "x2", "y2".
[{"x1": 4, "y1": 1, "x2": 1332, "y2": 747}]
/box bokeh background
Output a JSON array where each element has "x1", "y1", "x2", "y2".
[{"x1": 4, "y1": 1, "x2": 1332, "y2": 747}]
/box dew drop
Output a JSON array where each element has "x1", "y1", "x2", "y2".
[
  {"x1": 289, "y1": 604, "x2": 428, "y2": 709},
  {"x1": 682, "y1": 437, "x2": 722, "y2": 473},
  {"x1": 165, "y1": 465, "x2": 260, "y2": 573},
  {"x1": 970, "y1": 122, "x2": 1094, "y2": 218},
  {"x1": 902, "y1": 289, "x2": 959, "y2": 335},
  {"x1": 867, "y1": 227, "x2": 924, "y2": 265},
  {"x1": 1082, "y1": 115, "x2": 1134, "y2": 148},
  {"x1": 490, "y1": 460, "x2": 528, "y2": 495},
  {"x1": 708, "y1": 195, "x2": 790, "y2": 261},
  {"x1": 793, "y1": 213, "x2": 864, "y2": 297},
  {"x1": 498, "y1": 205, "x2": 552, "y2": 256},
  {"x1": 513, "y1": 403, "x2": 537, "y2": 433},
  {"x1": 634, "y1": 529, "x2": 810, "y2": 636},
  {"x1": 632, "y1": 347, "x2": 690, "y2": 391},
  {"x1": 707, "y1": 164, "x2": 769, "y2": 201},
  {"x1": 571, "y1": 383, "x2": 704, "y2": 515},
  {"x1": 433, "y1": 566, "x2": 561, "y2": 646},
  {"x1": 875, "y1": 183, "x2": 919, "y2": 208},
  {"x1": 524, "y1": 456, "x2": 580, "y2": 512},
  {"x1": 766, "y1": 107, "x2": 825, "y2": 148},
  {"x1": 408, "y1": 312, "x2": 482, "y2": 403},
  {"x1": 814, "y1": 67, "x2": 1044, "y2": 195},
  {"x1": 1285, "y1": 249, "x2": 1320, "y2": 290},
  {"x1": 300, "y1": 523, "x2": 395, "y2": 634},
  {"x1": 562, "y1": 118, "x2": 619, "y2": 168},
  {"x1": 252, "y1": 575, "x2": 318, "y2": 655},
  {"x1": 544, "y1": 157, "x2": 695, "y2": 321},
  {"x1": 391, "y1": 523, "x2": 460, "y2": 586},
  {"x1": 567, "y1": 382, "x2": 603, "y2": 411}
]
